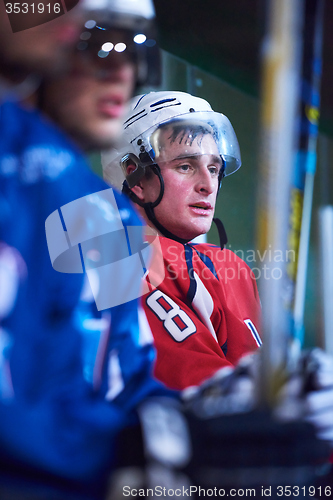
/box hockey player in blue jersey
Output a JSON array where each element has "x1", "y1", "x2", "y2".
[
  {"x1": 0, "y1": 1, "x2": 170, "y2": 497},
  {"x1": 33, "y1": 0, "x2": 160, "y2": 394}
]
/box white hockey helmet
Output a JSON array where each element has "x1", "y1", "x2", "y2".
[
  {"x1": 77, "y1": 0, "x2": 159, "y2": 86},
  {"x1": 81, "y1": 0, "x2": 155, "y2": 31},
  {"x1": 103, "y1": 90, "x2": 241, "y2": 189}
]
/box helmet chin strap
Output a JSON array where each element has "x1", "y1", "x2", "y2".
[{"x1": 122, "y1": 164, "x2": 191, "y2": 245}]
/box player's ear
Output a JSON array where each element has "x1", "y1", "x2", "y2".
[{"x1": 126, "y1": 163, "x2": 146, "y2": 202}]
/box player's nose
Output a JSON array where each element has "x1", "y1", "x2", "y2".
[{"x1": 195, "y1": 164, "x2": 215, "y2": 195}]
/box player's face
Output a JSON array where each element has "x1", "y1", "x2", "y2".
[
  {"x1": 0, "y1": 3, "x2": 82, "y2": 79},
  {"x1": 144, "y1": 129, "x2": 222, "y2": 241},
  {"x1": 41, "y1": 29, "x2": 136, "y2": 150}
]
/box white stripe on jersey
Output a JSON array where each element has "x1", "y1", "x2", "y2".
[
  {"x1": 192, "y1": 272, "x2": 218, "y2": 344},
  {"x1": 105, "y1": 349, "x2": 125, "y2": 401},
  {"x1": 244, "y1": 319, "x2": 262, "y2": 347},
  {"x1": 138, "y1": 305, "x2": 154, "y2": 347}
]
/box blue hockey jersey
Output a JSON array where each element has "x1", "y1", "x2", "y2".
[{"x1": 0, "y1": 100, "x2": 168, "y2": 489}]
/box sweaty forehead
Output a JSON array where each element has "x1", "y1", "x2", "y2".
[{"x1": 156, "y1": 125, "x2": 219, "y2": 160}]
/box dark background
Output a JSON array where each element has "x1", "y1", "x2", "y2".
[{"x1": 154, "y1": 0, "x2": 333, "y2": 137}]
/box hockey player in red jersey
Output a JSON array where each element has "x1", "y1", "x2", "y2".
[
  {"x1": 105, "y1": 91, "x2": 333, "y2": 477},
  {"x1": 104, "y1": 90, "x2": 262, "y2": 390}
]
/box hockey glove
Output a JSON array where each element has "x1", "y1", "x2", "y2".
[
  {"x1": 275, "y1": 348, "x2": 333, "y2": 445},
  {"x1": 181, "y1": 353, "x2": 259, "y2": 418}
]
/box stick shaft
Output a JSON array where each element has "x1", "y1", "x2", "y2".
[
  {"x1": 256, "y1": 0, "x2": 303, "y2": 404},
  {"x1": 287, "y1": 0, "x2": 325, "y2": 347}
]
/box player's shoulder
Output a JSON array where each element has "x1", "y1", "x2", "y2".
[
  {"x1": 191, "y1": 243, "x2": 252, "y2": 270},
  {"x1": 190, "y1": 242, "x2": 229, "y2": 259},
  {"x1": 1, "y1": 100, "x2": 62, "y2": 141},
  {"x1": 0, "y1": 100, "x2": 30, "y2": 142},
  {"x1": 0, "y1": 101, "x2": 87, "y2": 185}
]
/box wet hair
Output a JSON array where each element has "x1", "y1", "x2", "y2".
[{"x1": 160, "y1": 119, "x2": 218, "y2": 148}]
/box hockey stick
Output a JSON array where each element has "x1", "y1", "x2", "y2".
[
  {"x1": 255, "y1": 0, "x2": 304, "y2": 405},
  {"x1": 286, "y1": 0, "x2": 325, "y2": 353}
]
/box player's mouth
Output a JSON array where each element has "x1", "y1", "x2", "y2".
[
  {"x1": 97, "y1": 95, "x2": 126, "y2": 119},
  {"x1": 189, "y1": 202, "x2": 213, "y2": 215}
]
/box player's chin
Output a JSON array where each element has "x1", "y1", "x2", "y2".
[
  {"x1": 186, "y1": 220, "x2": 212, "y2": 240},
  {"x1": 195, "y1": 214, "x2": 213, "y2": 231}
]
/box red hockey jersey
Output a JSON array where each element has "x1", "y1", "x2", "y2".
[{"x1": 142, "y1": 236, "x2": 262, "y2": 390}]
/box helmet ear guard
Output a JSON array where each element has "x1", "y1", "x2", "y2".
[
  {"x1": 121, "y1": 153, "x2": 146, "y2": 189},
  {"x1": 121, "y1": 162, "x2": 165, "y2": 210}
]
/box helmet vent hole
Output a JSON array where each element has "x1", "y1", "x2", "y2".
[
  {"x1": 150, "y1": 98, "x2": 177, "y2": 107},
  {"x1": 189, "y1": 108, "x2": 195, "y2": 112}
]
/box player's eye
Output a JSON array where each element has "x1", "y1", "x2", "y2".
[
  {"x1": 177, "y1": 164, "x2": 192, "y2": 172},
  {"x1": 208, "y1": 165, "x2": 219, "y2": 176}
]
